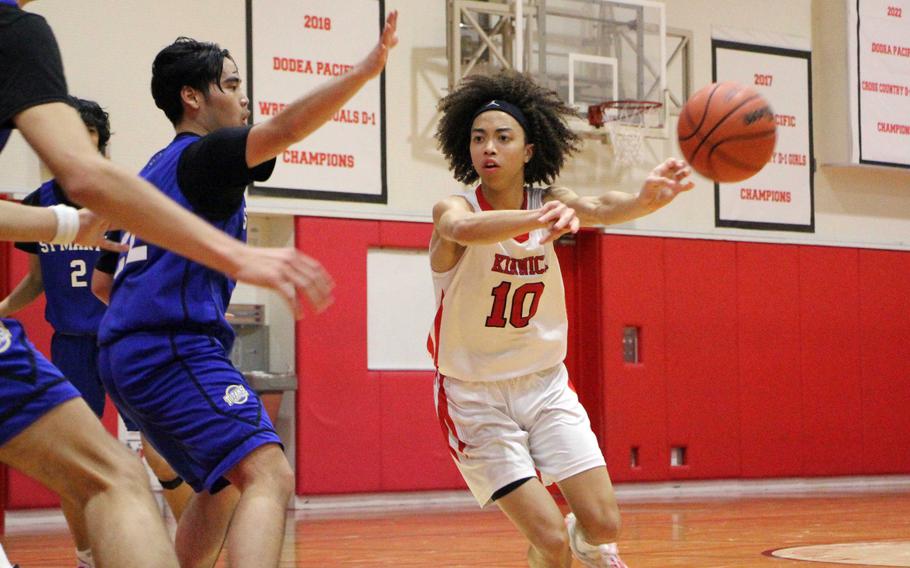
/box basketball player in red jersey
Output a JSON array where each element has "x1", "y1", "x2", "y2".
[{"x1": 429, "y1": 71, "x2": 693, "y2": 568}]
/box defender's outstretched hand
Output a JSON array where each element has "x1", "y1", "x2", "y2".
[
  {"x1": 75, "y1": 209, "x2": 127, "y2": 252},
  {"x1": 537, "y1": 200, "x2": 580, "y2": 244},
  {"x1": 231, "y1": 247, "x2": 335, "y2": 319},
  {"x1": 637, "y1": 158, "x2": 695, "y2": 211},
  {"x1": 358, "y1": 10, "x2": 399, "y2": 79}
]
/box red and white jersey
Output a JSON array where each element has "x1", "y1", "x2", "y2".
[{"x1": 428, "y1": 186, "x2": 567, "y2": 382}]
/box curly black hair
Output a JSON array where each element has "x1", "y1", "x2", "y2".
[
  {"x1": 68, "y1": 96, "x2": 110, "y2": 154},
  {"x1": 435, "y1": 70, "x2": 581, "y2": 186}
]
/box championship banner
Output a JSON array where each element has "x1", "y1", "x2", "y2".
[
  {"x1": 713, "y1": 40, "x2": 814, "y2": 232},
  {"x1": 247, "y1": 0, "x2": 387, "y2": 202},
  {"x1": 853, "y1": 0, "x2": 910, "y2": 167}
]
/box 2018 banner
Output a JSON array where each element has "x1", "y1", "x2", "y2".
[{"x1": 247, "y1": 0, "x2": 387, "y2": 202}]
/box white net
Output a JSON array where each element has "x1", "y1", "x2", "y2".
[
  {"x1": 593, "y1": 101, "x2": 661, "y2": 167},
  {"x1": 607, "y1": 122, "x2": 646, "y2": 167}
]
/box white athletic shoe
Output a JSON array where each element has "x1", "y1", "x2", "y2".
[{"x1": 565, "y1": 512, "x2": 629, "y2": 568}]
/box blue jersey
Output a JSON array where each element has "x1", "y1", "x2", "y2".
[
  {"x1": 98, "y1": 133, "x2": 247, "y2": 348},
  {"x1": 16, "y1": 181, "x2": 105, "y2": 335}
]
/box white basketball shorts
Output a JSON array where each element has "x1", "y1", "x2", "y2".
[{"x1": 434, "y1": 363, "x2": 606, "y2": 507}]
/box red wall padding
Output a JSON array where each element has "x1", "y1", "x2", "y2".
[
  {"x1": 295, "y1": 218, "x2": 382, "y2": 493},
  {"x1": 0, "y1": 241, "x2": 10, "y2": 296},
  {"x1": 375, "y1": 371, "x2": 465, "y2": 491},
  {"x1": 736, "y1": 243, "x2": 803, "y2": 477},
  {"x1": 663, "y1": 239, "x2": 741, "y2": 479},
  {"x1": 600, "y1": 235, "x2": 669, "y2": 482},
  {"x1": 293, "y1": 223, "x2": 910, "y2": 491},
  {"x1": 567, "y1": 233, "x2": 606, "y2": 441},
  {"x1": 555, "y1": 240, "x2": 578, "y2": 400},
  {"x1": 295, "y1": 218, "x2": 464, "y2": 495},
  {"x1": 858, "y1": 249, "x2": 910, "y2": 473},
  {"x1": 798, "y1": 246, "x2": 864, "y2": 476}
]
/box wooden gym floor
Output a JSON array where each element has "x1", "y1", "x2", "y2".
[{"x1": 3, "y1": 478, "x2": 910, "y2": 567}]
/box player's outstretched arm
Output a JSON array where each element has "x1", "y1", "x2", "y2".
[
  {"x1": 548, "y1": 158, "x2": 694, "y2": 227},
  {"x1": 0, "y1": 198, "x2": 120, "y2": 250},
  {"x1": 0, "y1": 199, "x2": 60, "y2": 243},
  {"x1": 430, "y1": 195, "x2": 580, "y2": 272},
  {"x1": 245, "y1": 10, "x2": 399, "y2": 167},
  {"x1": 15, "y1": 102, "x2": 329, "y2": 317},
  {"x1": 433, "y1": 196, "x2": 558, "y2": 246},
  {"x1": 0, "y1": 255, "x2": 43, "y2": 317}
]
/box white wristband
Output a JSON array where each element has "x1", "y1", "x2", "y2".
[{"x1": 49, "y1": 204, "x2": 80, "y2": 244}]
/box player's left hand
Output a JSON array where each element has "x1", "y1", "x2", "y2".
[
  {"x1": 637, "y1": 158, "x2": 695, "y2": 211},
  {"x1": 75, "y1": 209, "x2": 127, "y2": 252},
  {"x1": 358, "y1": 10, "x2": 399, "y2": 79}
]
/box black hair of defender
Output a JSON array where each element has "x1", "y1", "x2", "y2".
[
  {"x1": 68, "y1": 96, "x2": 111, "y2": 154},
  {"x1": 151, "y1": 37, "x2": 234, "y2": 125}
]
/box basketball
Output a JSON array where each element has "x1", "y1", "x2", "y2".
[{"x1": 677, "y1": 81, "x2": 777, "y2": 183}]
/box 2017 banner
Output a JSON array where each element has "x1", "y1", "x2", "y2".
[{"x1": 713, "y1": 40, "x2": 814, "y2": 232}]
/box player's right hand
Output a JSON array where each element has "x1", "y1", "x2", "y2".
[
  {"x1": 75, "y1": 209, "x2": 127, "y2": 252},
  {"x1": 537, "y1": 200, "x2": 580, "y2": 244},
  {"x1": 357, "y1": 10, "x2": 399, "y2": 79},
  {"x1": 637, "y1": 158, "x2": 695, "y2": 212},
  {"x1": 231, "y1": 247, "x2": 335, "y2": 319}
]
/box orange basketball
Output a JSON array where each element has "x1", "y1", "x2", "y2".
[{"x1": 677, "y1": 82, "x2": 777, "y2": 183}]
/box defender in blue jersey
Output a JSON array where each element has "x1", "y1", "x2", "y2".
[
  {"x1": 3, "y1": 2, "x2": 342, "y2": 566},
  {"x1": 3, "y1": 97, "x2": 113, "y2": 417},
  {"x1": 0, "y1": 97, "x2": 144, "y2": 567},
  {"x1": 0, "y1": 2, "x2": 179, "y2": 566},
  {"x1": 98, "y1": 17, "x2": 398, "y2": 566}
]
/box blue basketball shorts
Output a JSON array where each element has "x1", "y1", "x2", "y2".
[
  {"x1": 51, "y1": 333, "x2": 106, "y2": 417},
  {"x1": 0, "y1": 319, "x2": 81, "y2": 447},
  {"x1": 51, "y1": 332, "x2": 139, "y2": 430},
  {"x1": 98, "y1": 331, "x2": 281, "y2": 493}
]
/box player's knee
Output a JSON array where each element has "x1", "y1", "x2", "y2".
[
  {"x1": 268, "y1": 459, "x2": 295, "y2": 498},
  {"x1": 102, "y1": 450, "x2": 149, "y2": 493},
  {"x1": 528, "y1": 522, "x2": 570, "y2": 562},
  {"x1": 230, "y1": 445, "x2": 293, "y2": 497},
  {"x1": 578, "y1": 503, "x2": 622, "y2": 544},
  {"x1": 69, "y1": 447, "x2": 148, "y2": 504}
]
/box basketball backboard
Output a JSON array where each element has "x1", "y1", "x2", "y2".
[{"x1": 447, "y1": 0, "x2": 681, "y2": 141}]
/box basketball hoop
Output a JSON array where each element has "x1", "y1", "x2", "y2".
[{"x1": 587, "y1": 100, "x2": 662, "y2": 166}]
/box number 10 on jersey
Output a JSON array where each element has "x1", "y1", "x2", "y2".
[{"x1": 485, "y1": 281, "x2": 545, "y2": 328}]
